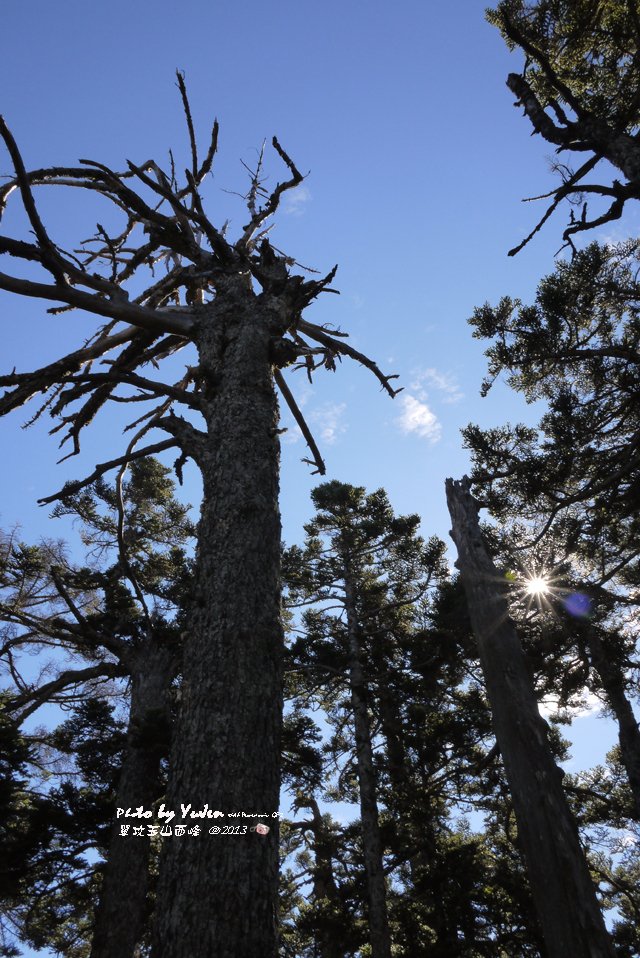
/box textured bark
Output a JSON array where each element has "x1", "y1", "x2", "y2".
[
  {"x1": 601, "y1": 133, "x2": 640, "y2": 186},
  {"x1": 343, "y1": 566, "x2": 392, "y2": 958},
  {"x1": 586, "y1": 627, "x2": 640, "y2": 819},
  {"x1": 0, "y1": 115, "x2": 389, "y2": 958},
  {"x1": 151, "y1": 280, "x2": 283, "y2": 958},
  {"x1": 446, "y1": 477, "x2": 615, "y2": 958},
  {"x1": 91, "y1": 647, "x2": 174, "y2": 958}
]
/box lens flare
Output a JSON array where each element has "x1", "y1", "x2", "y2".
[{"x1": 563, "y1": 592, "x2": 592, "y2": 618}]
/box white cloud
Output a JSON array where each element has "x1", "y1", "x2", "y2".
[
  {"x1": 574, "y1": 691, "x2": 603, "y2": 718},
  {"x1": 396, "y1": 395, "x2": 441, "y2": 443},
  {"x1": 283, "y1": 184, "x2": 311, "y2": 216},
  {"x1": 309, "y1": 402, "x2": 347, "y2": 445},
  {"x1": 538, "y1": 690, "x2": 602, "y2": 719},
  {"x1": 411, "y1": 367, "x2": 464, "y2": 405},
  {"x1": 281, "y1": 423, "x2": 302, "y2": 445}
]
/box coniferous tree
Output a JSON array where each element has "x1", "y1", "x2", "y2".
[
  {"x1": 1, "y1": 698, "x2": 127, "y2": 958},
  {"x1": 464, "y1": 243, "x2": 640, "y2": 818},
  {"x1": 487, "y1": 0, "x2": 640, "y2": 251},
  {"x1": 280, "y1": 801, "x2": 363, "y2": 958},
  {"x1": 0, "y1": 458, "x2": 194, "y2": 957},
  {"x1": 284, "y1": 482, "x2": 556, "y2": 956},
  {"x1": 285, "y1": 481, "x2": 443, "y2": 958}
]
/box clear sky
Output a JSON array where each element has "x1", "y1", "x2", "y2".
[{"x1": 0, "y1": 2, "x2": 633, "y2": 954}]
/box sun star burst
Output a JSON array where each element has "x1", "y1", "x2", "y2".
[{"x1": 525, "y1": 575, "x2": 550, "y2": 597}]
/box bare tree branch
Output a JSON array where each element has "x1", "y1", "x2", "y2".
[
  {"x1": 0, "y1": 269, "x2": 193, "y2": 335},
  {"x1": 38, "y1": 440, "x2": 179, "y2": 505},
  {"x1": 274, "y1": 369, "x2": 325, "y2": 475},
  {"x1": 298, "y1": 320, "x2": 401, "y2": 397},
  {"x1": 176, "y1": 70, "x2": 199, "y2": 184},
  {"x1": 6, "y1": 662, "x2": 127, "y2": 724}
]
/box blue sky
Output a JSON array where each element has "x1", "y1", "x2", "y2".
[
  {"x1": 0, "y1": 0, "x2": 564, "y2": 552},
  {"x1": 0, "y1": 2, "x2": 634, "y2": 953}
]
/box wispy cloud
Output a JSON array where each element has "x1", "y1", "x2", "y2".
[
  {"x1": 411, "y1": 367, "x2": 464, "y2": 405},
  {"x1": 283, "y1": 184, "x2": 311, "y2": 217},
  {"x1": 281, "y1": 423, "x2": 302, "y2": 445},
  {"x1": 396, "y1": 395, "x2": 441, "y2": 443},
  {"x1": 309, "y1": 402, "x2": 347, "y2": 445}
]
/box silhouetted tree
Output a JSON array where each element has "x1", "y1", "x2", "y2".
[
  {"x1": 464, "y1": 242, "x2": 640, "y2": 818},
  {"x1": 0, "y1": 74, "x2": 397, "y2": 958},
  {"x1": 488, "y1": 0, "x2": 640, "y2": 252},
  {"x1": 446, "y1": 477, "x2": 614, "y2": 958},
  {"x1": 0, "y1": 458, "x2": 194, "y2": 957}
]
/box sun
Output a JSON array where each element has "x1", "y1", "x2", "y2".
[{"x1": 525, "y1": 575, "x2": 550, "y2": 597}]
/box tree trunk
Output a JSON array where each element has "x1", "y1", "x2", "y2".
[
  {"x1": 377, "y1": 685, "x2": 408, "y2": 799},
  {"x1": 586, "y1": 626, "x2": 640, "y2": 819},
  {"x1": 152, "y1": 283, "x2": 283, "y2": 958},
  {"x1": 343, "y1": 565, "x2": 392, "y2": 958},
  {"x1": 91, "y1": 647, "x2": 174, "y2": 958},
  {"x1": 377, "y1": 686, "x2": 465, "y2": 952},
  {"x1": 445, "y1": 477, "x2": 615, "y2": 958},
  {"x1": 297, "y1": 798, "x2": 343, "y2": 958}
]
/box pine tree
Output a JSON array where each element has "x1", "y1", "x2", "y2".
[
  {"x1": 464, "y1": 242, "x2": 640, "y2": 818},
  {"x1": 487, "y1": 0, "x2": 640, "y2": 251},
  {"x1": 0, "y1": 458, "x2": 194, "y2": 957},
  {"x1": 285, "y1": 485, "x2": 561, "y2": 956}
]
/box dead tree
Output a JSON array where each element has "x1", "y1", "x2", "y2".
[
  {"x1": 445, "y1": 477, "x2": 615, "y2": 958},
  {"x1": 0, "y1": 75, "x2": 399, "y2": 958}
]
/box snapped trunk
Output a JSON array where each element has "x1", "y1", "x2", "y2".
[{"x1": 446, "y1": 478, "x2": 614, "y2": 958}]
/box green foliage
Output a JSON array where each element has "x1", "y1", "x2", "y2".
[
  {"x1": 0, "y1": 458, "x2": 193, "y2": 955},
  {"x1": 465, "y1": 12, "x2": 640, "y2": 938},
  {"x1": 466, "y1": 241, "x2": 640, "y2": 591},
  {"x1": 0, "y1": 698, "x2": 126, "y2": 958},
  {"x1": 282, "y1": 483, "x2": 549, "y2": 956},
  {"x1": 488, "y1": 0, "x2": 640, "y2": 126}
]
